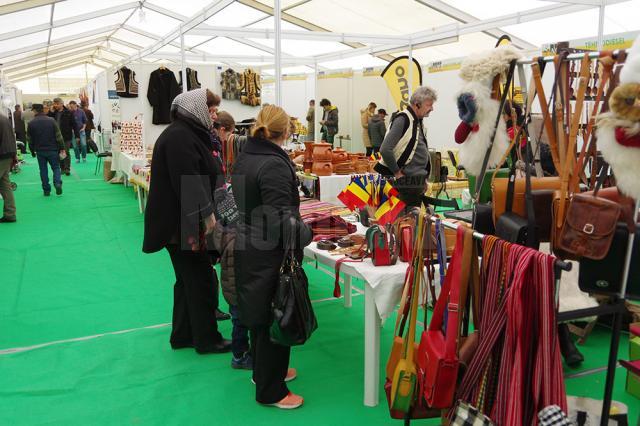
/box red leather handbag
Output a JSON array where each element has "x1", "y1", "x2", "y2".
[
  {"x1": 394, "y1": 216, "x2": 416, "y2": 263},
  {"x1": 418, "y1": 226, "x2": 467, "y2": 409},
  {"x1": 366, "y1": 225, "x2": 398, "y2": 266}
]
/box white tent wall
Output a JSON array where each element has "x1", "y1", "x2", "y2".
[{"x1": 261, "y1": 77, "x2": 315, "y2": 124}]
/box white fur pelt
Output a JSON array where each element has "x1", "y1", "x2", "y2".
[
  {"x1": 596, "y1": 113, "x2": 640, "y2": 200},
  {"x1": 620, "y1": 33, "x2": 640, "y2": 84},
  {"x1": 459, "y1": 45, "x2": 522, "y2": 86},
  {"x1": 457, "y1": 81, "x2": 510, "y2": 177}
]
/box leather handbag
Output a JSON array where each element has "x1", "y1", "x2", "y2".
[
  {"x1": 394, "y1": 215, "x2": 416, "y2": 263},
  {"x1": 491, "y1": 177, "x2": 561, "y2": 225},
  {"x1": 389, "y1": 214, "x2": 426, "y2": 413},
  {"x1": 578, "y1": 223, "x2": 640, "y2": 299},
  {"x1": 270, "y1": 219, "x2": 318, "y2": 346},
  {"x1": 366, "y1": 225, "x2": 398, "y2": 266},
  {"x1": 420, "y1": 226, "x2": 468, "y2": 409},
  {"x1": 558, "y1": 192, "x2": 621, "y2": 260}
]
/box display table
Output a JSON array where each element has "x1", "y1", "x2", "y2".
[
  {"x1": 303, "y1": 225, "x2": 438, "y2": 407},
  {"x1": 111, "y1": 151, "x2": 147, "y2": 186},
  {"x1": 129, "y1": 166, "x2": 150, "y2": 213},
  {"x1": 297, "y1": 172, "x2": 352, "y2": 205}
]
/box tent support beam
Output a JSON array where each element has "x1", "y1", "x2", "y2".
[{"x1": 275, "y1": 0, "x2": 282, "y2": 106}]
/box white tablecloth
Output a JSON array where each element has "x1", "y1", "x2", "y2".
[
  {"x1": 298, "y1": 173, "x2": 353, "y2": 205},
  {"x1": 303, "y1": 224, "x2": 440, "y2": 321},
  {"x1": 111, "y1": 151, "x2": 146, "y2": 177}
]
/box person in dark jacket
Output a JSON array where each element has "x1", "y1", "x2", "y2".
[
  {"x1": 0, "y1": 113, "x2": 17, "y2": 222},
  {"x1": 232, "y1": 105, "x2": 312, "y2": 410},
  {"x1": 319, "y1": 98, "x2": 338, "y2": 146},
  {"x1": 82, "y1": 102, "x2": 97, "y2": 153},
  {"x1": 13, "y1": 105, "x2": 26, "y2": 150},
  {"x1": 28, "y1": 104, "x2": 65, "y2": 196},
  {"x1": 143, "y1": 88, "x2": 231, "y2": 355},
  {"x1": 368, "y1": 108, "x2": 387, "y2": 155},
  {"x1": 49, "y1": 98, "x2": 79, "y2": 175}
]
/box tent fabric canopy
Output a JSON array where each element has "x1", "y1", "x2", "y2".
[{"x1": 0, "y1": 0, "x2": 639, "y2": 86}]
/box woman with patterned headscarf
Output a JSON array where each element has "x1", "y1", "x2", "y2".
[{"x1": 143, "y1": 88, "x2": 232, "y2": 355}]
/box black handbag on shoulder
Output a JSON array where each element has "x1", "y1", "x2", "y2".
[{"x1": 270, "y1": 218, "x2": 318, "y2": 346}]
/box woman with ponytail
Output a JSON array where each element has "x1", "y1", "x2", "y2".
[{"x1": 232, "y1": 105, "x2": 312, "y2": 409}]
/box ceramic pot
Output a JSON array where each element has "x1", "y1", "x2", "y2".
[
  {"x1": 354, "y1": 159, "x2": 369, "y2": 174},
  {"x1": 312, "y1": 143, "x2": 333, "y2": 161},
  {"x1": 303, "y1": 141, "x2": 314, "y2": 162},
  {"x1": 332, "y1": 148, "x2": 349, "y2": 164},
  {"x1": 312, "y1": 161, "x2": 333, "y2": 176}
]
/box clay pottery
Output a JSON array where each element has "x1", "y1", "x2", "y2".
[
  {"x1": 332, "y1": 148, "x2": 349, "y2": 164},
  {"x1": 312, "y1": 161, "x2": 333, "y2": 176},
  {"x1": 334, "y1": 162, "x2": 355, "y2": 175},
  {"x1": 303, "y1": 141, "x2": 314, "y2": 162},
  {"x1": 312, "y1": 142, "x2": 333, "y2": 161},
  {"x1": 354, "y1": 159, "x2": 369, "y2": 174}
]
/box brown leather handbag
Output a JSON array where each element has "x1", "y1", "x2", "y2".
[
  {"x1": 491, "y1": 176, "x2": 561, "y2": 225},
  {"x1": 557, "y1": 193, "x2": 621, "y2": 260}
]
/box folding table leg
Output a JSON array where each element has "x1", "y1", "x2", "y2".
[
  {"x1": 344, "y1": 275, "x2": 352, "y2": 308},
  {"x1": 364, "y1": 284, "x2": 380, "y2": 407}
]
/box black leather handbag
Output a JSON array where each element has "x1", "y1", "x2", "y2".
[
  {"x1": 578, "y1": 223, "x2": 639, "y2": 300},
  {"x1": 270, "y1": 219, "x2": 318, "y2": 346},
  {"x1": 495, "y1": 141, "x2": 539, "y2": 249}
]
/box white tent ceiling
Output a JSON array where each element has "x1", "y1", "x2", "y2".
[{"x1": 0, "y1": 0, "x2": 639, "y2": 89}]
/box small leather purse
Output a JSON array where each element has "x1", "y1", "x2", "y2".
[{"x1": 366, "y1": 225, "x2": 398, "y2": 266}]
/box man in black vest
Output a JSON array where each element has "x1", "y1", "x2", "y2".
[{"x1": 378, "y1": 86, "x2": 437, "y2": 208}]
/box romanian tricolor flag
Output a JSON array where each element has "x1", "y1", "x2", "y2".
[
  {"x1": 374, "y1": 181, "x2": 405, "y2": 225},
  {"x1": 337, "y1": 176, "x2": 371, "y2": 210},
  {"x1": 369, "y1": 152, "x2": 382, "y2": 162}
]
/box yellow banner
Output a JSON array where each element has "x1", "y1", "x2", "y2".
[
  {"x1": 542, "y1": 31, "x2": 639, "y2": 55},
  {"x1": 363, "y1": 67, "x2": 384, "y2": 77},
  {"x1": 428, "y1": 61, "x2": 461, "y2": 73},
  {"x1": 380, "y1": 56, "x2": 422, "y2": 111},
  {"x1": 318, "y1": 69, "x2": 353, "y2": 79}
]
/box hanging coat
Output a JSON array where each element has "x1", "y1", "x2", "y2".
[{"x1": 147, "y1": 68, "x2": 180, "y2": 125}]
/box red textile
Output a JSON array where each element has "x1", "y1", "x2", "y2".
[
  {"x1": 615, "y1": 127, "x2": 640, "y2": 148},
  {"x1": 454, "y1": 121, "x2": 479, "y2": 144}
]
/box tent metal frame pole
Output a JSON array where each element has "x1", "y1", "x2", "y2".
[
  {"x1": 314, "y1": 61, "x2": 319, "y2": 142},
  {"x1": 180, "y1": 29, "x2": 187, "y2": 94},
  {"x1": 408, "y1": 42, "x2": 413, "y2": 98},
  {"x1": 597, "y1": 1, "x2": 606, "y2": 50},
  {"x1": 274, "y1": 0, "x2": 282, "y2": 107}
]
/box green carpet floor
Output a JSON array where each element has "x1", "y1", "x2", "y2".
[{"x1": 0, "y1": 158, "x2": 638, "y2": 425}]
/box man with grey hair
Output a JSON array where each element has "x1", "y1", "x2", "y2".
[{"x1": 376, "y1": 86, "x2": 437, "y2": 208}]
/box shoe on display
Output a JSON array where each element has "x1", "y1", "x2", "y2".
[
  {"x1": 215, "y1": 308, "x2": 231, "y2": 321},
  {"x1": 195, "y1": 338, "x2": 232, "y2": 354},
  {"x1": 0, "y1": 217, "x2": 17, "y2": 223},
  {"x1": 55, "y1": 186, "x2": 62, "y2": 195},
  {"x1": 231, "y1": 352, "x2": 253, "y2": 370},
  {"x1": 264, "y1": 392, "x2": 304, "y2": 410}
]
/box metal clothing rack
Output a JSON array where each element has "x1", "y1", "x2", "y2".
[{"x1": 440, "y1": 195, "x2": 638, "y2": 426}]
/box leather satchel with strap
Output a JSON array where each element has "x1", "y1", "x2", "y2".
[
  {"x1": 394, "y1": 214, "x2": 416, "y2": 263},
  {"x1": 367, "y1": 224, "x2": 398, "y2": 266},
  {"x1": 558, "y1": 165, "x2": 622, "y2": 260},
  {"x1": 550, "y1": 53, "x2": 593, "y2": 259},
  {"x1": 418, "y1": 226, "x2": 475, "y2": 409}
]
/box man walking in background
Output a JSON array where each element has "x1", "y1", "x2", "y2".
[
  {"x1": 28, "y1": 104, "x2": 65, "y2": 196},
  {"x1": 0, "y1": 113, "x2": 17, "y2": 222},
  {"x1": 368, "y1": 108, "x2": 387, "y2": 156},
  {"x1": 49, "y1": 98, "x2": 78, "y2": 175},
  {"x1": 69, "y1": 100, "x2": 88, "y2": 163}
]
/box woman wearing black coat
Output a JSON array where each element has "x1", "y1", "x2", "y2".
[
  {"x1": 232, "y1": 105, "x2": 312, "y2": 409},
  {"x1": 143, "y1": 88, "x2": 231, "y2": 354}
]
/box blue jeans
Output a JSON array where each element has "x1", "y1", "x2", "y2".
[
  {"x1": 37, "y1": 151, "x2": 62, "y2": 193},
  {"x1": 229, "y1": 305, "x2": 250, "y2": 358},
  {"x1": 72, "y1": 130, "x2": 87, "y2": 160}
]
